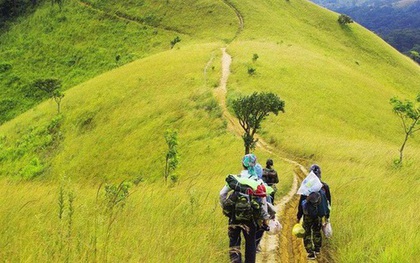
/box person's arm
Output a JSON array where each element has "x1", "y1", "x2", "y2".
[
  {"x1": 272, "y1": 170, "x2": 279, "y2": 184},
  {"x1": 296, "y1": 195, "x2": 305, "y2": 222},
  {"x1": 219, "y1": 185, "x2": 230, "y2": 207},
  {"x1": 323, "y1": 182, "x2": 331, "y2": 205}
]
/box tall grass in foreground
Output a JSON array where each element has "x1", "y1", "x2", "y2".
[{"x1": 0, "y1": 157, "x2": 294, "y2": 262}]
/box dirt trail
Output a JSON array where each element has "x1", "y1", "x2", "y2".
[{"x1": 214, "y1": 48, "x2": 309, "y2": 262}]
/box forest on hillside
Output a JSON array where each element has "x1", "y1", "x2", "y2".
[{"x1": 312, "y1": 0, "x2": 420, "y2": 63}]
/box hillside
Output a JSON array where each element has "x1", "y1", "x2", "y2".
[
  {"x1": 0, "y1": 0, "x2": 238, "y2": 123},
  {"x1": 312, "y1": 0, "x2": 420, "y2": 62},
  {"x1": 1, "y1": 0, "x2": 420, "y2": 262}
]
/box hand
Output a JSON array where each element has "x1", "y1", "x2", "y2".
[{"x1": 261, "y1": 224, "x2": 270, "y2": 231}]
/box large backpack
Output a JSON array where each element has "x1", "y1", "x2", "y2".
[
  {"x1": 222, "y1": 175, "x2": 263, "y2": 222},
  {"x1": 302, "y1": 189, "x2": 329, "y2": 218}
]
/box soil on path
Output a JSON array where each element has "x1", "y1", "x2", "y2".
[{"x1": 213, "y1": 48, "x2": 333, "y2": 263}]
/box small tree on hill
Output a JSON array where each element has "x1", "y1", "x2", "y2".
[
  {"x1": 232, "y1": 92, "x2": 285, "y2": 154},
  {"x1": 170, "y1": 36, "x2": 181, "y2": 49},
  {"x1": 390, "y1": 93, "x2": 420, "y2": 164},
  {"x1": 34, "y1": 78, "x2": 65, "y2": 114},
  {"x1": 164, "y1": 129, "x2": 179, "y2": 183},
  {"x1": 338, "y1": 14, "x2": 353, "y2": 25}
]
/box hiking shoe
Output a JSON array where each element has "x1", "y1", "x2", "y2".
[
  {"x1": 307, "y1": 252, "x2": 316, "y2": 260},
  {"x1": 314, "y1": 248, "x2": 321, "y2": 255},
  {"x1": 256, "y1": 245, "x2": 262, "y2": 253}
]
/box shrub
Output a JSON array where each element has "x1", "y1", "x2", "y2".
[
  {"x1": 338, "y1": 14, "x2": 353, "y2": 25},
  {"x1": 0, "y1": 63, "x2": 12, "y2": 73}
]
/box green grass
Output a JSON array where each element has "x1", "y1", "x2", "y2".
[
  {"x1": 0, "y1": 0, "x2": 420, "y2": 262},
  {"x1": 0, "y1": 0, "x2": 237, "y2": 124}
]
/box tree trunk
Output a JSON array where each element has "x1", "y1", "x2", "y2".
[{"x1": 399, "y1": 133, "x2": 410, "y2": 163}]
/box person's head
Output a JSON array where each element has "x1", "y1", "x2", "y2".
[
  {"x1": 242, "y1": 154, "x2": 257, "y2": 176},
  {"x1": 266, "y1": 159, "x2": 274, "y2": 168},
  {"x1": 310, "y1": 164, "x2": 321, "y2": 178}
]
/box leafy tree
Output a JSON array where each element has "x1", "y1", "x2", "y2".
[
  {"x1": 164, "y1": 129, "x2": 179, "y2": 183},
  {"x1": 33, "y1": 78, "x2": 64, "y2": 114},
  {"x1": 338, "y1": 14, "x2": 353, "y2": 25},
  {"x1": 33, "y1": 78, "x2": 61, "y2": 94},
  {"x1": 390, "y1": 93, "x2": 420, "y2": 164},
  {"x1": 232, "y1": 92, "x2": 285, "y2": 154}
]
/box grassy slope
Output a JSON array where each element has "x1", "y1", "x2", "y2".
[
  {"x1": 225, "y1": 0, "x2": 420, "y2": 261},
  {"x1": 0, "y1": 0, "x2": 237, "y2": 123},
  {"x1": 0, "y1": 0, "x2": 420, "y2": 262}
]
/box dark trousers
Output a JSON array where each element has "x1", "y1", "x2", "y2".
[
  {"x1": 302, "y1": 216, "x2": 322, "y2": 253},
  {"x1": 228, "y1": 221, "x2": 257, "y2": 263},
  {"x1": 255, "y1": 227, "x2": 263, "y2": 249}
]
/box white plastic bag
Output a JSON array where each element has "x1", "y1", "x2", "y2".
[
  {"x1": 297, "y1": 171, "x2": 323, "y2": 196},
  {"x1": 267, "y1": 219, "x2": 282, "y2": 235},
  {"x1": 322, "y1": 222, "x2": 333, "y2": 238}
]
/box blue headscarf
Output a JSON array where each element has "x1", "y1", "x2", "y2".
[
  {"x1": 255, "y1": 163, "x2": 263, "y2": 179},
  {"x1": 242, "y1": 154, "x2": 257, "y2": 177}
]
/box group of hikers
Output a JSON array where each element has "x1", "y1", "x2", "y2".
[{"x1": 219, "y1": 154, "x2": 332, "y2": 262}]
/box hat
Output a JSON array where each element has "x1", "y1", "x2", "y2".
[{"x1": 310, "y1": 164, "x2": 321, "y2": 178}]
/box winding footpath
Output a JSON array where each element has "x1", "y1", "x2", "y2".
[{"x1": 213, "y1": 48, "x2": 307, "y2": 262}]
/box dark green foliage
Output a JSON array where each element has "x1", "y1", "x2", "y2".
[
  {"x1": 0, "y1": 0, "x2": 38, "y2": 27},
  {"x1": 252, "y1": 53, "x2": 259, "y2": 62},
  {"x1": 170, "y1": 36, "x2": 181, "y2": 49},
  {"x1": 0, "y1": 115, "x2": 63, "y2": 178},
  {"x1": 164, "y1": 129, "x2": 179, "y2": 183},
  {"x1": 232, "y1": 92, "x2": 285, "y2": 154},
  {"x1": 390, "y1": 93, "x2": 420, "y2": 164},
  {"x1": 338, "y1": 14, "x2": 353, "y2": 25},
  {"x1": 0, "y1": 63, "x2": 12, "y2": 72},
  {"x1": 247, "y1": 67, "x2": 256, "y2": 76},
  {"x1": 33, "y1": 78, "x2": 62, "y2": 94}
]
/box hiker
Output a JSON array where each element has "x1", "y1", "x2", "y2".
[
  {"x1": 220, "y1": 154, "x2": 271, "y2": 263},
  {"x1": 297, "y1": 164, "x2": 331, "y2": 260},
  {"x1": 262, "y1": 159, "x2": 279, "y2": 203}
]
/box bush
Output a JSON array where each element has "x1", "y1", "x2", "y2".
[
  {"x1": 338, "y1": 14, "x2": 354, "y2": 25},
  {"x1": 0, "y1": 63, "x2": 12, "y2": 73}
]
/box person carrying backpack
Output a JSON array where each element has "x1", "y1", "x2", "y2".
[
  {"x1": 262, "y1": 159, "x2": 279, "y2": 203},
  {"x1": 296, "y1": 164, "x2": 331, "y2": 260},
  {"x1": 220, "y1": 154, "x2": 271, "y2": 263}
]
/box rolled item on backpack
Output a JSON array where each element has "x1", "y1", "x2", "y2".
[
  {"x1": 225, "y1": 174, "x2": 259, "y2": 192},
  {"x1": 296, "y1": 171, "x2": 323, "y2": 196}
]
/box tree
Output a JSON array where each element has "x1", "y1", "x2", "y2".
[
  {"x1": 409, "y1": 50, "x2": 419, "y2": 62},
  {"x1": 34, "y1": 78, "x2": 61, "y2": 94},
  {"x1": 232, "y1": 92, "x2": 285, "y2": 154},
  {"x1": 390, "y1": 93, "x2": 420, "y2": 164},
  {"x1": 164, "y1": 129, "x2": 179, "y2": 183},
  {"x1": 170, "y1": 36, "x2": 181, "y2": 49},
  {"x1": 338, "y1": 14, "x2": 353, "y2": 25},
  {"x1": 33, "y1": 78, "x2": 64, "y2": 114},
  {"x1": 53, "y1": 90, "x2": 64, "y2": 114}
]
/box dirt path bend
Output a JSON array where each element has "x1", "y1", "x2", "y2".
[{"x1": 213, "y1": 48, "x2": 309, "y2": 262}]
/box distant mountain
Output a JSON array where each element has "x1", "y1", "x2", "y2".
[
  {"x1": 313, "y1": 0, "x2": 420, "y2": 9},
  {"x1": 312, "y1": 0, "x2": 420, "y2": 63}
]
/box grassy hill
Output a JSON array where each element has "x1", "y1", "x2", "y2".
[{"x1": 0, "y1": 0, "x2": 420, "y2": 262}]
